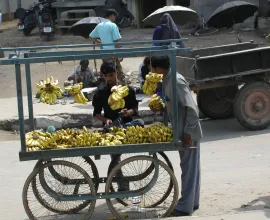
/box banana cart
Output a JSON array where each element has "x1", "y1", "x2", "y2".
[{"x1": 0, "y1": 40, "x2": 188, "y2": 220}]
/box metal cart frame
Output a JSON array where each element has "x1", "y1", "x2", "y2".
[{"x1": 0, "y1": 39, "x2": 188, "y2": 219}]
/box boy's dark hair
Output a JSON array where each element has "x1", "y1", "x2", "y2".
[
  {"x1": 80, "y1": 60, "x2": 89, "y2": 66},
  {"x1": 143, "y1": 56, "x2": 150, "y2": 66},
  {"x1": 100, "y1": 61, "x2": 116, "y2": 75},
  {"x1": 151, "y1": 56, "x2": 170, "y2": 70},
  {"x1": 106, "y1": 9, "x2": 118, "y2": 18}
]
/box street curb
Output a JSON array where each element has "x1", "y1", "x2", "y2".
[{"x1": 0, "y1": 110, "x2": 164, "y2": 131}]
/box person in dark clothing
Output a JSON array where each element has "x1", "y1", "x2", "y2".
[
  {"x1": 92, "y1": 61, "x2": 144, "y2": 191},
  {"x1": 138, "y1": 56, "x2": 151, "y2": 88},
  {"x1": 66, "y1": 60, "x2": 97, "y2": 88},
  {"x1": 152, "y1": 13, "x2": 185, "y2": 48},
  {"x1": 92, "y1": 61, "x2": 144, "y2": 128}
]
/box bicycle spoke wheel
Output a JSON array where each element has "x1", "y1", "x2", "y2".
[
  {"x1": 108, "y1": 152, "x2": 174, "y2": 207},
  {"x1": 23, "y1": 160, "x2": 96, "y2": 220},
  {"x1": 32, "y1": 157, "x2": 99, "y2": 214},
  {"x1": 106, "y1": 156, "x2": 179, "y2": 219}
]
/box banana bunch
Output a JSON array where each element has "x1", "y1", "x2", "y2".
[
  {"x1": 37, "y1": 76, "x2": 63, "y2": 105},
  {"x1": 108, "y1": 85, "x2": 129, "y2": 110},
  {"x1": 146, "y1": 124, "x2": 173, "y2": 143},
  {"x1": 64, "y1": 82, "x2": 83, "y2": 95},
  {"x1": 142, "y1": 73, "x2": 163, "y2": 95},
  {"x1": 122, "y1": 125, "x2": 148, "y2": 145},
  {"x1": 149, "y1": 94, "x2": 165, "y2": 112},
  {"x1": 26, "y1": 130, "x2": 59, "y2": 151},
  {"x1": 25, "y1": 124, "x2": 173, "y2": 151},
  {"x1": 65, "y1": 83, "x2": 88, "y2": 105},
  {"x1": 74, "y1": 92, "x2": 88, "y2": 105}
]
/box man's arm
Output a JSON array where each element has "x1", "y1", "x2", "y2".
[
  {"x1": 176, "y1": 78, "x2": 199, "y2": 143},
  {"x1": 89, "y1": 26, "x2": 101, "y2": 44},
  {"x1": 86, "y1": 67, "x2": 98, "y2": 87},
  {"x1": 92, "y1": 91, "x2": 112, "y2": 126},
  {"x1": 90, "y1": 37, "x2": 102, "y2": 44},
  {"x1": 67, "y1": 67, "x2": 77, "y2": 81},
  {"x1": 112, "y1": 24, "x2": 122, "y2": 48},
  {"x1": 122, "y1": 87, "x2": 138, "y2": 117},
  {"x1": 153, "y1": 26, "x2": 163, "y2": 46}
]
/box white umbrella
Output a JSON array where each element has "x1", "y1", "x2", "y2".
[{"x1": 143, "y1": 6, "x2": 198, "y2": 27}]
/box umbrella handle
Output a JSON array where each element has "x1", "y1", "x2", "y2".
[{"x1": 93, "y1": 42, "x2": 98, "y2": 73}]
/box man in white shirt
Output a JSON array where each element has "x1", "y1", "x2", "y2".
[{"x1": 90, "y1": 9, "x2": 126, "y2": 84}]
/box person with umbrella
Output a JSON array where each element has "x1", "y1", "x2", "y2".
[
  {"x1": 151, "y1": 13, "x2": 185, "y2": 97},
  {"x1": 152, "y1": 13, "x2": 185, "y2": 48},
  {"x1": 89, "y1": 9, "x2": 127, "y2": 84},
  {"x1": 151, "y1": 56, "x2": 202, "y2": 217}
]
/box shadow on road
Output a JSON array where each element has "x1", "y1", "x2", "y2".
[
  {"x1": 234, "y1": 195, "x2": 270, "y2": 218},
  {"x1": 200, "y1": 118, "x2": 270, "y2": 143}
]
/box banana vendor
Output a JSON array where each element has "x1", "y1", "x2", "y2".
[
  {"x1": 151, "y1": 56, "x2": 203, "y2": 217},
  {"x1": 65, "y1": 60, "x2": 97, "y2": 88},
  {"x1": 92, "y1": 61, "x2": 144, "y2": 128},
  {"x1": 92, "y1": 61, "x2": 144, "y2": 192}
]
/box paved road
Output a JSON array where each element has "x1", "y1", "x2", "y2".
[{"x1": 0, "y1": 119, "x2": 269, "y2": 219}]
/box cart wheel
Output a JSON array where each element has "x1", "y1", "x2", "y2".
[
  {"x1": 107, "y1": 152, "x2": 174, "y2": 207},
  {"x1": 106, "y1": 156, "x2": 179, "y2": 219},
  {"x1": 234, "y1": 81, "x2": 270, "y2": 130},
  {"x1": 35, "y1": 157, "x2": 100, "y2": 190},
  {"x1": 31, "y1": 157, "x2": 99, "y2": 214},
  {"x1": 197, "y1": 86, "x2": 238, "y2": 119},
  {"x1": 23, "y1": 160, "x2": 96, "y2": 220}
]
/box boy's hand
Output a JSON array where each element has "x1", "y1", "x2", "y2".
[
  {"x1": 121, "y1": 109, "x2": 131, "y2": 117},
  {"x1": 184, "y1": 133, "x2": 192, "y2": 146},
  {"x1": 105, "y1": 119, "x2": 112, "y2": 126}
]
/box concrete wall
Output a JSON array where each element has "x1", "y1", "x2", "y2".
[
  {"x1": 126, "y1": 0, "x2": 137, "y2": 23},
  {"x1": 190, "y1": 0, "x2": 259, "y2": 22},
  {"x1": 0, "y1": 0, "x2": 35, "y2": 20}
]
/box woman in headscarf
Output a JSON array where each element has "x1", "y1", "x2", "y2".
[{"x1": 152, "y1": 13, "x2": 185, "y2": 48}]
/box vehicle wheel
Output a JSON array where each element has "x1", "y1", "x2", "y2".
[
  {"x1": 23, "y1": 28, "x2": 31, "y2": 36},
  {"x1": 234, "y1": 81, "x2": 270, "y2": 130},
  {"x1": 107, "y1": 152, "x2": 174, "y2": 206},
  {"x1": 195, "y1": 27, "x2": 219, "y2": 36},
  {"x1": 23, "y1": 160, "x2": 96, "y2": 220},
  {"x1": 106, "y1": 156, "x2": 179, "y2": 219},
  {"x1": 32, "y1": 157, "x2": 99, "y2": 214},
  {"x1": 197, "y1": 86, "x2": 238, "y2": 119},
  {"x1": 35, "y1": 157, "x2": 100, "y2": 190}
]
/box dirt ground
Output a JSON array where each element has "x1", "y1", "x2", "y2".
[{"x1": 0, "y1": 20, "x2": 269, "y2": 99}]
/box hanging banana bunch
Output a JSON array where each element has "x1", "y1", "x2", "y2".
[
  {"x1": 65, "y1": 82, "x2": 88, "y2": 105},
  {"x1": 37, "y1": 76, "x2": 64, "y2": 105},
  {"x1": 142, "y1": 72, "x2": 163, "y2": 95},
  {"x1": 108, "y1": 85, "x2": 129, "y2": 110},
  {"x1": 148, "y1": 94, "x2": 165, "y2": 112}
]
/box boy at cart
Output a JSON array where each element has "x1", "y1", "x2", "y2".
[
  {"x1": 92, "y1": 61, "x2": 144, "y2": 129},
  {"x1": 151, "y1": 56, "x2": 203, "y2": 217},
  {"x1": 92, "y1": 61, "x2": 144, "y2": 191}
]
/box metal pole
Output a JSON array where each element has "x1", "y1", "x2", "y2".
[
  {"x1": 170, "y1": 52, "x2": 178, "y2": 142},
  {"x1": 15, "y1": 64, "x2": 26, "y2": 152},
  {"x1": 259, "y1": 0, "x2": 268, "y2": 17},
  {"x1": 162, "y1": 88, "x2": 169, "y2": 126},
  {"x1": 5, "y1": 0, "x2": 11, "y2": 20},
  {"x1": 17, "y1": 0, "x2": 22, "y2": 9},
  {"x1": 135, "y1": 0, "x2": 142, "y2": 29},
  {"x1": 25, "y1": 63, "x2": 35, "y2": 130}
]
